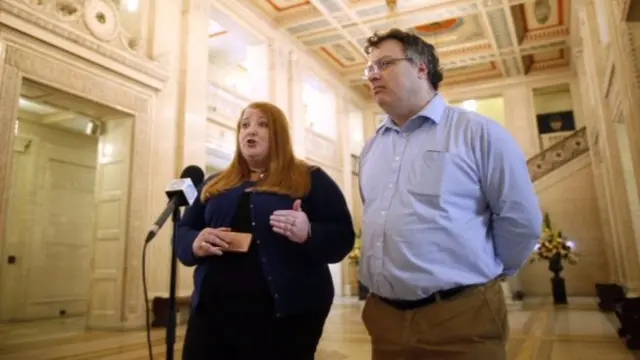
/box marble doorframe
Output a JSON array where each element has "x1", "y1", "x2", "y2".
[{"x1": 0, "y1": 29, "x2": 156, "y2": 329}]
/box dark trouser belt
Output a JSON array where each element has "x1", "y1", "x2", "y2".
[{"x1": 374, "y1": 284, "x2": 474, "y2": 311}]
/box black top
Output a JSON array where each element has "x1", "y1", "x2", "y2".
[
  {"x1": 199, "y1": 191, "x2": 273, "y2": 316},
  {"x1": 177, "y1": 167, "x2": 356, "y2": 317}
]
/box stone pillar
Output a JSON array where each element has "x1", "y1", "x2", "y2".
[
  {"x1": 336, "y1": 91, "x2": 354, "y2": 297},
  {"x1": 142, "y1": 0, "x2": 183, "y2": 309},
  {"x1": 574, "y1": 47, "x2": 623, "y2": 283},
  {"x1": 268, "y1": 41, "x2": 291, "y2": 119},
  {"x1": 176, "y1": 0, "x2": 209, "y2": 171},
  {"x1": 174, "y1": 0, "x2": 210, "y2": 295},
  {"x1": 612, "y1": 20, "x2": 640, "y2": 202},
  {"x1": 610, "y1": 18, "x2": 640, "y2": 296},
  {"x1": 502, "y1": 84, "x2": 540, "y2": 157},
  {"x1": 246, "y1": 44, "x2": 269, "y2": 101},
  {"x1": 289, "y1": 51, "x2": 306, "y2": 158},
  {"x1": 140, "y1": 0, "x2": 211, "y2": 312},
  {"x1": 577, "y1": 1, "x2": 640, "y2": 294}
]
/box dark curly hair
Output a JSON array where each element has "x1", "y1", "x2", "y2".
[{"x1": 364, "y1": 28, "x2": 444, "y2": 91}]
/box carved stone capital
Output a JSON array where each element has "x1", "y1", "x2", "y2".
[{"x1": 1, "y1": 0, "x2": 169, "y2": 88}]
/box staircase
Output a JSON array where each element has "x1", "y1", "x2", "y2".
[
  {"x1": 527, "y1": 127, "x2": 590, "y2": 182},
  {"x1": 519, "y1": 126, "x2": 606, "y2": 297}
]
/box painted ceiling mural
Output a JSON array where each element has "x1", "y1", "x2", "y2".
[{"x1": 248, "y1": 0, "x2": 571, "y2": 98}]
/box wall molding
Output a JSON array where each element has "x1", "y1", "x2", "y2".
[
  {"x1": 0, "y1": 0, "x2": 169, "y2": 90},
  {"x1": 0, "y1": 34, "x2": 154, "y2": 329}
]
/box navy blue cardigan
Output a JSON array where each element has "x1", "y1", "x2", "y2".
[{"x1": 176, "y1": 166, "x2": 355, "y2": 317}]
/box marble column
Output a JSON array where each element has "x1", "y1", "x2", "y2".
[
  {"x1": 577, "y1": 1, "x2": 640, "y2": 294},
  {"x1": 174, "y1": 0, "x2": 210, "y2": 294},
  {"x1": 268, "y1": 41, "x2": 292, "y2": 119},
  {"x1": 336, "y1": 91, "x2": 354, "y2": 297},
  {"x1": 246, "y1": 44, "x2": 269, "y2": 101},
  {"x1": 289, "y1": 51, "x2": 307, "y2": 158},
  {"x1": 142, "y1": 0, "x2": 184, "y2": 313},
  {"x1": 140, "y1": 0, "x2": 211, "y2": 315},
  {"x1": 502, "y1": 84, "x2": 539, "y2": 157},
  {"x1": 573, "y1": 47, "x2": 623, "y2": 283},
  {"x1": 612, "y1": 20, "x2": 640, "y2": 201},
  {"x1": 176, "y1": 0, "x2": 209, "y2": 171}
]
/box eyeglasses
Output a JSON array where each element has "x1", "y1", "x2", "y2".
[{"x1": 362, "y1": 57, "x2": 412, "y2": 80}]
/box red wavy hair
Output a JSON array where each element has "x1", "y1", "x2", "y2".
[{"x1": 200, "y1": 102, "x2": 311, "y2": 201}]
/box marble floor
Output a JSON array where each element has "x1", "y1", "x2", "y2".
[{"x1": 0, "y1": 297, "x2": 637, "y2": 359}]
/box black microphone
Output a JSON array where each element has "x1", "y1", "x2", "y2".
[{"x1": 145, "y1": 165, "x2": 205, "y2": 243}]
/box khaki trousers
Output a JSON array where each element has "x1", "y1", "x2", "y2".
[{"x1": 361, "y1": 278, "x2": 508, "y2": 360}]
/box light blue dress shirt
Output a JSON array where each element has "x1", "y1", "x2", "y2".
[{"x1": 358, "y1": 94, "x2": 542, "y2": 300}]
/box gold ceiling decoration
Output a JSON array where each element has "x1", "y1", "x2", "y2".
[{"x1": 386, "y1": 0, "x2": 397, "y2": 12}]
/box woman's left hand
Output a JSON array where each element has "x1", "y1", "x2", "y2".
[{"x1": 270, "y1": 199, "x2": 310, "y2": 243}]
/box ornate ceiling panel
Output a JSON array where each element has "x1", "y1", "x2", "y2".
[{"x1": 246, "y1": 0, "x2": 573, "y2": 98}]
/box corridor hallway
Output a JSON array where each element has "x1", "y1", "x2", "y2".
[{"x1": 0, "y1": 297, "x2": 635, "y2": 360}]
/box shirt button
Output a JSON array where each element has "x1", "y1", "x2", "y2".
[
  {"x1": 256, "y1": 240, "x2": 260, "y2": 244},
  {"x1": 252, "y1": 222, "x2": 255, "y2": 226},
  {"x1": 274, "y1": 293, "x2": 279, "y2": 298},
  {"x1": 389, "y1": 183, "x2": 393, "y2": 187},
  {"x1": 276, "y1": 313, "x2": 281, "y2": 317},
  {"x1": 381, "y1": 211, "x2": 386, "y2": 215},
  {"x1": 395, "y1": 156, "x2": 400, "y2": 160},
  {"x1": 261, "y1": 257, "x2": 266, "y2": 261}
]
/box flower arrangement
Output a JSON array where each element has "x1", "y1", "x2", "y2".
[
  {"x1": 347, "y1": 229, "x2": 362, "y2": 266},
  {"x1": 528, "y1": 213, "x2": 577, "y2": 265}
]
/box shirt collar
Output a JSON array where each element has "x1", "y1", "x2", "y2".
[{"x1": 378, "y1": 93, "x2": 447, "y2": 133}]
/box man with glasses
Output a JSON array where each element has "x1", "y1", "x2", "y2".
[{"x1": 357, "y1": 28, "x2": 542, "y2": 360}]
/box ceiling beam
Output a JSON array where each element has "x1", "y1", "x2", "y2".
[
  {"x1": 296, "y1": 0, "x2": 479, "y2": 42},
  {"x1": 519, "y1": 39, "x2": 569, "y2": 55},
  {"x1": 502, "y1": 2, "x2": 526, "y2": 75},
  {"x1": 476, "y1": 1, "x2": 507, "y2": 77},
  {"x1": 308, "y1": 0, "x2": 367, "y2": 57},
  {"x1": 333, "y1": 0, "x2": 373, "y2": 40}
]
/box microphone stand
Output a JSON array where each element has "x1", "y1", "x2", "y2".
[{"x1": 166, "y1": 207, "x2": 181, "y2": 360}]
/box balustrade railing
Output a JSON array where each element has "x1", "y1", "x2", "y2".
[
  {"x1": 526, "y1": 127, "x2": 589, "y2": 182},
  {"x1": 348, "y1": 127, "x2": 590, "y2": 183},
  {"x1": 207, "y1": 82, "x2": 251, "y2": 125},
  {"x1": 304, "y1": 129, "x2": 338, "y2": 166}
]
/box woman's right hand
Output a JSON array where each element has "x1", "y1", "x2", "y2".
[{"x1": 192, "y1": 227, "x2": 231, "y2": 257}]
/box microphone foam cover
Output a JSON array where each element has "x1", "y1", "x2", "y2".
[{"x1": 180, "y1": 165, "x2": 205, "y2": 188}]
